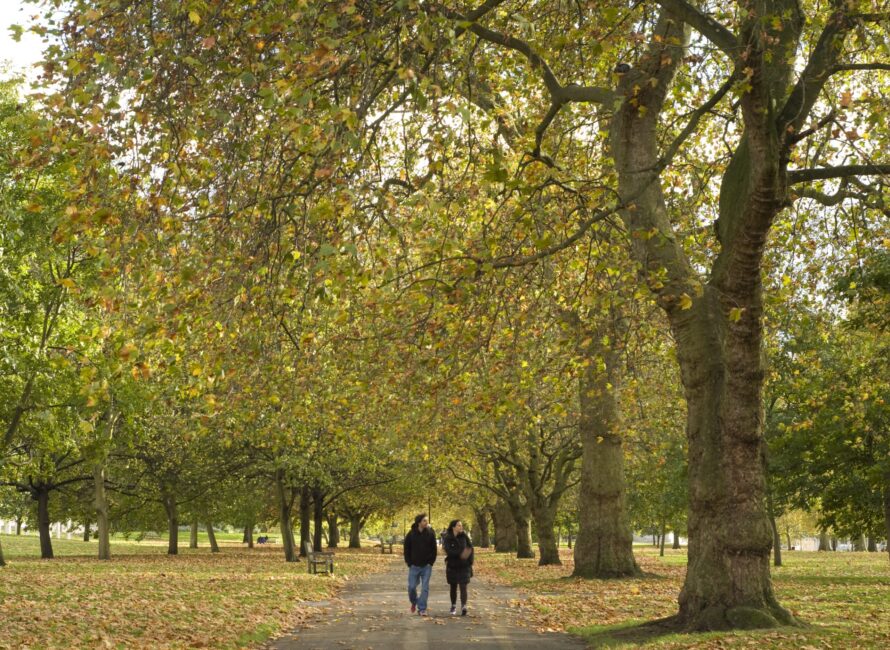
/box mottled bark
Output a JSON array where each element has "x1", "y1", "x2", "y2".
[{"x1": 573, "y1": 326, "x2": 638, "y2": 578}]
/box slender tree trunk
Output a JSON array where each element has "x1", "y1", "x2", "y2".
[
  {"x1": 652, "y1": 533, "x2": 657, "y2": 547},
  {"x1": 94, "y1": 464, "x2": 111, "y2": 560},
  {"x1": 299, "y1": 485, "x2": 311, "y2": 557},
  {"x1": 312, "y1": 488, "x2": 324, "y2": 551},
  {"x1": 274, "y1": 469, "x2": 297, "y2": 562},
  {"x1": 770, "y1": 514, "x2": 781, "y2": 567},
  {"x1": 867, "y1": 537, "x2": 877, "y2": 553},
  {"x1": 831, "y1": 537, "x2": 837, "y2": 551},
  {"x1": 348, "y1": 514, "x2": 363, "y2": 548},
  {"x1": 673, "y1": 530, "x2": 681, "y2": 549},
  {"x1": 0, "y1": 538, "x2": 5, "y2": 567},
  {"x1": 326, "y1": 515, "x2": 339, "y2": 548},
  {"x1": 659, "y1": 519, "x2": 667, "y2": 557},
  {"x1": 244, "y1": 523, "x2": 254, "y2": 549},
  {"x1": 883, "y1": 486, "x2": 890, "y2": 564},
  {"x1": 492, "y1": 500, "x2": 517, "y2": 553},
  {"x1": 16, "y1": 517, "x2": 23, "y2": 535},
  {"x1": 190, "y1": 520, "x2": 199, "y2": 549},
  {"x1": 83, "y1": 521, "x2": 90, "y2": 542},
  {"x1": 530, "y1": 503, "x2": 560, "y2": 565},
  {"x1": 206, "y1": 523, "x2": 220, "y2": 553},
  {"x1": 36, "y1": 487, "x2": 54, "y2": 559},
  {"x1": 162, "y1": 495, "x2": 178, "y2": 555},
  {"x1": 573, "y1": 328, "x2": 638, "y2": 578},
  {"x1": 785, "y1": 528, "x2": 792, "y2": 551}
]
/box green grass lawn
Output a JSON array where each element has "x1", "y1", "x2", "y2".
[
  {"x1": 0, "y1": 533, "x2": 385, "y2": 649},
  {"x1": 473, "y1": 545, "x2": 890, "y2": 649}
]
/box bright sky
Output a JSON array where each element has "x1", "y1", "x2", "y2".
[{"x1": 0, "y1": 0, "x2": 48, "y2": 82}]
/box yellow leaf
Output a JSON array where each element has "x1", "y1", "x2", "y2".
[
  {"x1": 188, "y1": 10, "x2": 201, "y2": 24},
  {"x1": 729, "y1": 307, "x2": 745, "y2": 322},
  {"x1": 678, "y1": 293, "x2": 693, "y2": 310}
]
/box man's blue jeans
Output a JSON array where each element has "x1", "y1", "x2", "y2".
[{"x1": 407, "y1": 564, "x2": 432, "y2": 612}]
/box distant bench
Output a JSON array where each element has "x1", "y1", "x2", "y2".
[
  {"x1": 304, "y1": 541, "x2": 334, "y2": 575},
  {"x1": 377, "y1": 536, "x2": 403, "y2": 554}
]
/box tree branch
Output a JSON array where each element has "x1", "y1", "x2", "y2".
[
  {"x1": 788, "y1": 164, "x2": 890, "y2": 184},
  {"x1": 653, "y1": 0, "x2": 737, "y2": 55}
]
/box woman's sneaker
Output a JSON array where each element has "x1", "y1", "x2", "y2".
[{"x1": 449, "y1": 606, "x2": 457, "y2": 615}]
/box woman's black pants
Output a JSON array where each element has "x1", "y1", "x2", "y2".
[{"x1": 449, "y1": 582, "x2": 468, "y2": 606}]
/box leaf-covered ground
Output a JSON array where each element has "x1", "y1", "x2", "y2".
[
  {"x1": 474, "y1": 545, "x2": 890, "y2": 648},
  {"x1": 0, "y1": 534, "x2": 386, "y2": 649}
]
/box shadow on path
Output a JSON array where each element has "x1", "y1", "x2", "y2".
[{"x1": 270, "y1": 555, "x2": 587, "y2": 649}]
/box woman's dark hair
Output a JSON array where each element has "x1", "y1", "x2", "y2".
[{"x1": 447, "y1": 519, "x2": 462, "y2": 536}]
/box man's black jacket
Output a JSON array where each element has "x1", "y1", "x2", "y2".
[{"x1": 403, "y1": 526, "x2": 437, "y2": 566}]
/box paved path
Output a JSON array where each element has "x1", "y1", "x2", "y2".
[{"x1": 271, "y1": 556, "x2": 587, "y2": 649}]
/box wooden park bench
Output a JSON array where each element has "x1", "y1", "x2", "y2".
[
  {"x1": 380, "y1": 538, "x2": 394, "y2": 554},
  {"x1": 304, "y1": 541, "x2": 334, "y2": 575}
]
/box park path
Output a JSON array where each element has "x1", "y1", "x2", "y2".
[{"x1": 270, "y1": 554, "x2": 587, "y2": 650}]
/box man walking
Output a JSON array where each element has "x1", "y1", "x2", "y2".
[{"x1": 403, "y1": 513, "x2": 437, "y2": 616}]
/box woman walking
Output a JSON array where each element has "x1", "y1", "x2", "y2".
[{"x1": 443, "y1": 519, "x2": 474, "y2": 616}]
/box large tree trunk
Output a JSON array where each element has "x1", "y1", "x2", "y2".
[
  {"x1": 299, "y1": 485, "x2": 311, "y2": 557},
  {"x1": 818, "y1": 530, "x2": 830, "y2": 551},
  {"x1": 673, "y1": 530, "x2": 681, "y2": 549},
  {"x1": 515, "y1": 513, "x2": 534, "y2": 559},
  {"x1": 190, "y1": 520, "x2": 199, "y2": 549},
  {"x1": 274, "y1": 469, "x2": 297, "y2": 562},
  {"x1": 327, "y1": 514, "x2": 339, "y2": 548},
  {"x1": 474, "y1": 507, "x2": 491, "y2": 548},
  {"x1": 867, "y1": 537, "x2": 877, "y2": 553},
  {"x1": 244, "y1": 523, "x2": 254, "y2": 549},
  {"x1": 853, "y1": 534, "x2": 866, "y2": 552},
  {"x1": 82, "y1": 521, "x2": 90, "y2": 542},
  {"x1": 312, "y1": 488, "x2": 324, "y2": 552},
  {"x1": 573, "y1": 328, "x2": 639, "y2": 578},
  {"x1": 609, "y1": 11, "x2": 798, "y2": 629},
  {"x1": 16, "y1": 517, "x2": 23, "y2": 535},
  {"x1": 94, "y1": 464, "x2": 111, "y2": 560},
  {"x1": 206, "y1": 523, "x2": 220, "y2": 553},
  {"x1": 36, "y1": 486, "x2": 54, "y2": 559},
  {"x1": 348, "y1": 514, "x2": 364, "y2": 549},
  {"x1": 529, "y1": 503, "x2": 560, "y2": 565},
  {"x1": 492, "y1": 500, "x2": 517, "y2": 553},
  {"x1": 162, "y1": 494, "x2": 178, "y2": 555}
]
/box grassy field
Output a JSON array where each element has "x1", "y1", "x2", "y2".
[
  {"x1": 0, "y1": 533, "x2": 385, "y2": 649},
  {"x1": 474, "y1": 545, "x2": 890, "y2": 649}
]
